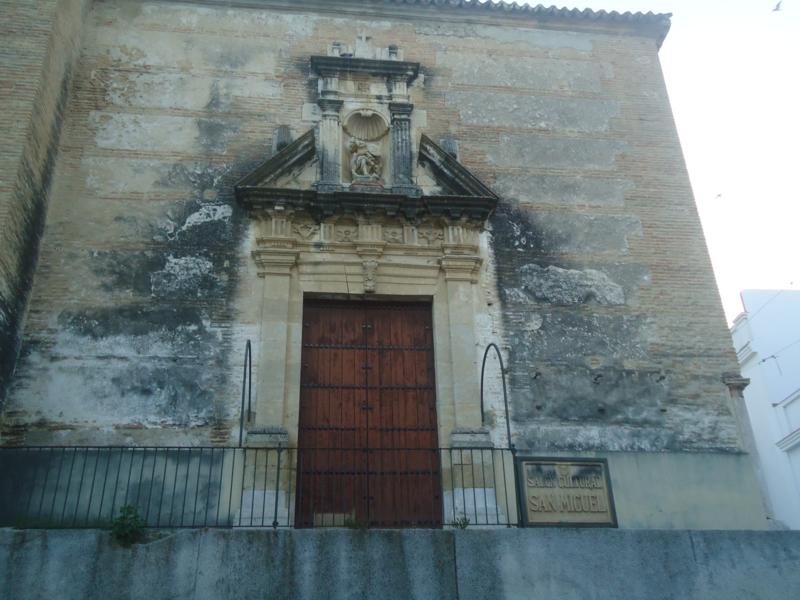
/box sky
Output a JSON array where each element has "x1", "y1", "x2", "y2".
[{"x1": 526, "y1": 0, "x2": 800, "y2": 322}]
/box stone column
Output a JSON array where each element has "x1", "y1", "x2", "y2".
[
  {"x1": 724, "y1": 372, "x2": 771, "y2": 518},
  {"x1": 317, "y1": 76, "x2": 343, "y2": 192},
  {"x1": 389, "y1": 102, "x2": 419, "y2": 196}
]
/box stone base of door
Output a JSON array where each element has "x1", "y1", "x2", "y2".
[
  {"x1": 450, "y1": 427, "x2": 493, "y2": 449},
  {"x1": 246, "y1": 427, "x2": 290, "y2": 448}
]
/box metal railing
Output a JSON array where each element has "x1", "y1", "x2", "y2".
[
  {"x1": 0, "y1": 446, "x2": 518, "y2": 529},
  {"x1": 238, "y1": 339, "x2": 252, "y2": 447}
]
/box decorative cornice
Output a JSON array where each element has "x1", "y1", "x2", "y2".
[
  {"x1": 389, "y1": 102, "x2": 414, "y2": 117},
  {"x1": 777, "y1": 427, "x2": 800, "y2": 452},
  {"x1": 735, "y1": 341, "x2": 755, "y2": 365},
  {"x1": 252, "y1": 247, "x2": 298, "y2": 277},
  {"x1": 722, "y1": 372, "x2": 750, "y2": 395},
  {"x1": 310, "y1": 56, "x2": 420, "y2": 83},
  {"x1": 356, "y1": 241, "x2": 386, "y2": 257},
  {"x1": 440, "y1": 255, "x2": 482, "y2": 282},
  {"x1": 238, "y1": 187, "x2": 496, "y2": 224},
  {"x1": 776, "y1": 387, "x2": 800, "y2": 409}
]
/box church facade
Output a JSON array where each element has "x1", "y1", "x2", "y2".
[{"x1": 0, "y1": 0, "x2": 766, "y2": 529}]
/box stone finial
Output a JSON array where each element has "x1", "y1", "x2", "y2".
[
  {"x1": 272, "y1": 125, "x2": 292, "y2": 154},
  {"x1": 440, "y1": 137, "x2": 459, "y2": 160}
]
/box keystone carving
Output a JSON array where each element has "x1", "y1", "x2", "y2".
[{"x1": 362, "y1": 259, "x2": 379, "y2": 293}]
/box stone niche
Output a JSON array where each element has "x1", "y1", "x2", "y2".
[
  {"x1": 343, "y1": 109, "x2": 389, "y2": 189},
  {"x1": 234, "y1": 37, "x2": 499, "y2": 449},
  {"x1": 310, "y1": 36, "x2": 421, "y2": 196}
]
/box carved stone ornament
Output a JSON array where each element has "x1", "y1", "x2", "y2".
[
  {"x1": 349, "y1": 138, "x2": 383, "y2": 180},
  {"x1": 292, "y1": 222, "x2": 319, "y2": 240},
  {"x1": 382, "y1": 227, "x2": 403, "y2": 244},
  {"x1": 418, "y1": 227, "x2": 444, "y2": 247},
  {"x1": 362, "y1": 259, "x2": 379, "y2": 293},
  {"x1": 343, "y1": 110, "x2": 389, "y2": 142},
  {"x1": 335, "y1": 225, "x2": 358, "y2": 243},
  {"x1": 235, "y1": 48, "x2": 498, "y2": 225}
]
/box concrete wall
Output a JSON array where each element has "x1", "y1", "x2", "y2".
[
  {"x1": 2, "y1": 528, "x2": 800, "y2": 600},
  {"x1": 598, "y1": 451, "x2": 765, "y2": 529}
]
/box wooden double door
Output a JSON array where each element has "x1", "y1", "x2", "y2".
[{"x1": 295, "y1": 299, "x2": 442, "y2": 528}]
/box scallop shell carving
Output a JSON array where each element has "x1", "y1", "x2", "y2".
[{"x1": 343, "y1": 110, "x2": 389, "y2": 142}]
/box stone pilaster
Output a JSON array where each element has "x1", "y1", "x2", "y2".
[
  {"x1": 389, "y1": 102, "x2": 419, "y2": 196},
  {"x1": 317, "y1": 76, "x2": 343, "y2": 192},
  {"x1": 252, "y1": 242, "x2": 298, "y2": 430},
  {"x1": 440, "y1": 254, "x2": 483, "y2": 430}
]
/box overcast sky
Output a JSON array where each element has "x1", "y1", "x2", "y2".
[{"x1": 526, "y1": 1, "x2": 800, "y2": 322}]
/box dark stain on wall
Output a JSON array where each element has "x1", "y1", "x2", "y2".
[
  {"x1": 6, "y1": 143, "x2": 261, "y2": 438},
  {"x1": 490, "y1": 202, "x2": 675, "y2": 452},
  {"x1": 0, "y1": 66, "x2": 73, "y2": 407},
  {"x1": 74, "y1": 155, "x2": 247, "y2": 430},
  {"x1": 196, "y1": 119, "x2": 241, "y2": 154}
]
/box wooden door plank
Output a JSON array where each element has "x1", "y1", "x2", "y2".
[{"x1": 297, "y1": 300, "x2": 441, "y2": 528}]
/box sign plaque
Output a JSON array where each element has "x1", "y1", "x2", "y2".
[{"x1": 516, "y1": 458, "x2": 617, "y2": 527}]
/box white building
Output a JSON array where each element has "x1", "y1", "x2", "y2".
[{"x1": 732, "y1": 290, "x2": 800, "y2": 529}]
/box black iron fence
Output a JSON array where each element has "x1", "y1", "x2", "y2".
[{"x1": 0, "y1": 446, "x2": 519, "y2": 529}]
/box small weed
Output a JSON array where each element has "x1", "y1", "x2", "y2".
[
  {"x1": 342, "y1": 516, "x2": 369, "y2": 530},
  {"x1": 450, "y1": 516, "x2": 470, "y2": 529},
  {"x1": 111, "y1": 505, "x2": 145, "y2": 547}
]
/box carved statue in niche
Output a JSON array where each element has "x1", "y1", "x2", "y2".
[{"x1": 349, "y1": 139, "x2": 383, "y2": 181}]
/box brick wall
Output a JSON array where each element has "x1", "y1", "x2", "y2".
[
  {"x1": 0, "y1": 1, "x2": 741, "y2": 451},
  {"x1": 0, "y1": 0, "x2": 88, "y2": 407}
]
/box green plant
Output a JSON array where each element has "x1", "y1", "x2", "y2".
[
  {"x1": 342, "y1": 515, "x2": 369, "y2": 530},
  {"x1": 111, "y1": 505, "x2": 145, "y2": 547},
  {"x1": 450, "y1": 516, "x2": 470, "y2": 529}
]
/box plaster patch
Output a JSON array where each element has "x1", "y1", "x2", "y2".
[
  {"x1": 496, "y1": 208, "x2": 642, "y2": 255},
  {"x1": 438, "y1": 52, "x2": 609, "y2": 92},
  {"x1": 150, "y1": 255, "x2": 217, "y2": 298},
  {"x1": 104, "y1": 72, "x2": 281, "y2": 111},
  {"x1": 176, "y1": 204, "x2": 233, "y2": 235},
  {"x1": 416, "y1": 22, "x2": 594, "y2": 52},
  {"x1": 135, "y1": 5, "x2": 316, "y2": 37},
  {"x1": 507, "y1": 311, "x2": 651, "y2": 362},
  {"x1": 513, "y1": 264, "x2": 626, "y2": 305},
  {"x1": 90, "y1": 112, "x2": 238, "y2": 154},
  {"x1": 493, "y1": 174, "x2": 633, "y2": 207},
  {"x1": 449, "y1": 91, "x2": 618, "y2": 133},
  {"x1": 488, "y1": 135, "x2": 627, "y2": 170},
  {"x1": 84, "y1": 157, "x2": 170, "y2": 196},
  {"x1": 95, "y1": 28, "x2": 278, "y2": 74}
]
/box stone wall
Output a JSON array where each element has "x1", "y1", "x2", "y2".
[
  {"x1": 2, "y1": 528, "x2": 800, "y2": 600},
  {"x1": 0, "y1": 1, "x2": 741, "y2": 454}
]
